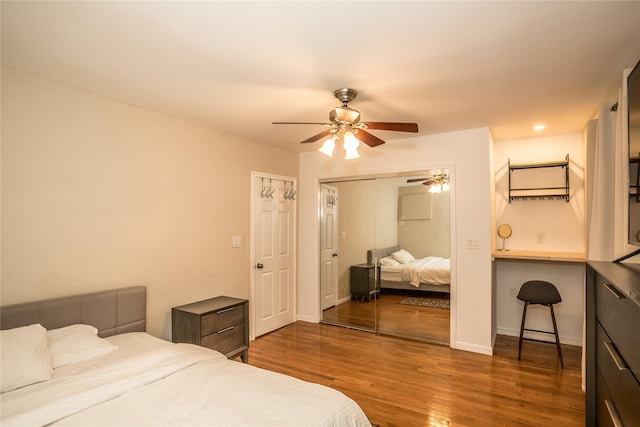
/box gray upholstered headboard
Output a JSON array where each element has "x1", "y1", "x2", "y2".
[
  {"x1": 0, "y1": 286, "x2": 146, "y2": 337},
  {"x1": 367, "y1": 245, "x2": 401, "y2": 264}
]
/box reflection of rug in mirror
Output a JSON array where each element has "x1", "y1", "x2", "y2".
[{"x1": 399, "y1": 295, "x2": 450, "y2": 309}]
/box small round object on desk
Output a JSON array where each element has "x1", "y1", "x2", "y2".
[{"x1": 497, "y1": 224, "x2": 512, "y2": 239}]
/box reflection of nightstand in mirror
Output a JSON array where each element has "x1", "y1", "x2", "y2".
[{"x1": 350, "y1": 264, "x2": 380, "y2": 302}]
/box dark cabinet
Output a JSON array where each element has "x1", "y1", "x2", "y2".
[
  {"x1": 350, "y1": 263, "x2": 380, "y2": 302},
  {"x1": 586, "y1": 261, "x2": 640, "y2": 426},
  {"x1": 172, "y1": 296, "x2": 249, "y2": 363}
]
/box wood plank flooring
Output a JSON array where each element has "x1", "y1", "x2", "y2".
[
  {"x1": 248, "y1": 321, "x2": 584, "y2": 427},
  {"x1": 322, "y1": 291, "x2": 450, "y2": 345}
]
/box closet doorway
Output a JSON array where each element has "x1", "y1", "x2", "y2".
[{"x1": 319, "y1": 171, "x2": 452, "y2": 345}]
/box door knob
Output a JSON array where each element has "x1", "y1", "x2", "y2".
[
  {"x1": 332, "y1": 253, "x2": 338, "y2": 257},
  {"x1": 256, "y1": 263, "x2": 264, "y2": 269}
]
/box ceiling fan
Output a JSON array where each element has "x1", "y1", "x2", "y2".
[
  {"x1": 272, "y1": 88, "x2": 418, "y2": 159},
  {"x1": 407, "y1": 173, "x2": 450, "y2": 193}
]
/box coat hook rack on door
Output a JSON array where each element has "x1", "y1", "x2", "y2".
[
  {"x1": 326, "y1": 188, "x2": 337, "y2": 206},
  {"x1": 284, "y1": 181, "x2": 296, "y2": 200},
  {"x1": 260, "y1": 178, "x2": 296, "y2": 201}
]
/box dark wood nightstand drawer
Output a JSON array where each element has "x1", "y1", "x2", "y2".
[
  {"x1": 172, "y1": 296, "x2": 249, "y2": 363},
  {"x1": 202, "y1": 322, "x2": 246, "y2": 354},
  {"x1": 201, "y1": 304, "x2": 245, "y2": 336}
]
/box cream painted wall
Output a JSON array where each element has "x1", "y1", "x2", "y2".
[
  {"x1": 298, "y1": 128, "x2": 495, "y2": 355},
  {"x1": 334, "y1": 180, "x2": 376, "y2": 301},
  {"x1": 374, "y1": 178, "x2": 399, "y2": 249},
  {"x1": 494, "y1": 133, "x2": 585, "y2": 252},
  {"x1": 398, "y1": 185, "x2": 450, "y2": 258},
  {"x1": 493, "y1": 133, "x2": 586, "y2": 345},
  {"x1": 0, "y1": 68, "x2": 299, "y2": 340}
]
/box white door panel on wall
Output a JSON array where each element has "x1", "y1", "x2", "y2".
[
  {"x1": 253, "y1": 175, "x2": 296, "y2": 337},
  {"x1": 320, "y1": 185, "x2": 338, "y2": 310}
]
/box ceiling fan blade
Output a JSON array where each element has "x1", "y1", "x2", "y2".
[
  {"x1": 273, "y1": 122, "x2": 332, "y2": 126},
  {"x1": 406, "y1": 177, "x2": 433, "y2": 183},
  {"x1": 300, "y1": 129, "x2": 333, "y2": 144},
  {"x1": 364, "y1": 122, "x2": 419, "y2": 132},
  {"x1": 422, "y1": 180, "x2": 435, "y2": 186},
  {"x1": 356, "y1": 130, "x2": 386, "y2": 147}
]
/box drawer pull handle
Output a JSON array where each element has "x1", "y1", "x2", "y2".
[
  {"x1": 216, "y1": 307, "x2": 236, "y2": 314},
  {"x1": 604, "y1": 400, "x2": 624, "y2": 427},
  {"x1": 217, "y1": 326, "x2": 235, "y2": 334},
  {"x1": 604, "y1": 283, "x2": 625, "y2": 299},
  {"x1": 604, "y1": 341, "x2": 628, "y2": 371}
]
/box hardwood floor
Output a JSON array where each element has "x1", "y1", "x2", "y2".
[
  {"x1": 248, "y1": 322, "x2": 584, "y2": 427},
  {"x1": 322, "y1": 290, "x2": 450, "y2": 345}
]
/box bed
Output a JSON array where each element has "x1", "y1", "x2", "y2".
[
  {"x1": 0, "y1": 286, "x2": 371, "y2": 426},
  {"x1": 367, "y1": 246, "x2": 451, "y2": 293}
]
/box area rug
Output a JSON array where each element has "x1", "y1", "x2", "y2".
[{"x1": 399, "y1": 295, "x2": 450, "y2": 309}]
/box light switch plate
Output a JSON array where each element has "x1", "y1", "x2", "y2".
[{"x1": 232, "y1": 236, "x2": 241, "y2": 248}]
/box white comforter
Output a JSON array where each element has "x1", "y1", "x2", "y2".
[
  {"x1": 1, "y1": 334, "x2": 371, "y2": 427},
  {"x1": 401, "y1": 256, "x2": 450, "y2": 287}
]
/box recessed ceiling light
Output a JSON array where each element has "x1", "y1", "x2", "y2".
[{"x1": 533, "y1": 124, "x2": 545, "y2": 131}]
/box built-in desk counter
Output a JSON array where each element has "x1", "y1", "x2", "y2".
[
  {"x1": 492, "y1": 249, "x2": 586, "y2": 348},
  {"x1": 492, "y1": 249, "x2": 586, "y2": 263}
]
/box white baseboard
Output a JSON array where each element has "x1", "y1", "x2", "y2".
[
  {"x1": 337, "y1": 296, "x2": 352, "y2": 305},
  {"x1": 497, "y1": 327, "x2": 582, "y2": 347},
  {"x1": 296, "y1": 314, "x2": 317, "y2": 323},
  {"x1": 454, "y1": 340, "x2": 493, "y2": 355}
]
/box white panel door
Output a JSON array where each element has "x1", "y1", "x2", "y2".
[
  {"x1": 254, "y1": 177, "x2": 295, "y2": 337},
  {"x1": 320, "y1": 185, "x2": 338, "y2": 310}
]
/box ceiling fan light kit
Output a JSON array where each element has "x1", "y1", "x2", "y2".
[
  {"x1": 273, "y1": 88, "x2": 418, "y2": 159},
  {"x1": 407, "y1": 173, "x2": 450, "y2": 193},
  {"x1": 429, "y1": 182, "x2": 450, "y2": 194},
  {"x1": 318, "y1": 135, "x2": 336, "y2": 157}
]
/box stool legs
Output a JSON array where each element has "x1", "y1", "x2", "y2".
[
  {"x1": 518, "y1": 302, "x2": 529, "y2": 361},
  {"x1": 517, "y1": 301, "x2": 564, "y2": 368},
  {"x1": 549, "y1": 304, "x2": 564, "y2": 368}
]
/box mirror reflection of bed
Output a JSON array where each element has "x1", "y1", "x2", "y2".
[{"x1": 320, "y1": 172, "x2": 451, "y2": 346}]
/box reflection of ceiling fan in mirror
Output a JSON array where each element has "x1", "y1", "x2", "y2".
[
  {"x1": 272, "y1": 88, "x2": 418, "y2": 159},
  {"x1": 407, "y1": 173, "x2": 450, "y2": 193}
]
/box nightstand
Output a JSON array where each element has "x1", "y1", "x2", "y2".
[
  {"x1": 350, "y1": 263, "x2": 380, "y2": 302},
  {"x1": 172, "y1": 296, "x2": 249, "y2": 363}
]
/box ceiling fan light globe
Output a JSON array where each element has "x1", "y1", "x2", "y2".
[
  {"x1": 342, "y1": 131, "x2": 360, "y2": 150},
  {"x1": 442, "y1": 183, "x2": 450, "y2": 192},
  {"x1": 319, "y1": 138, "x2": 335, "y2": 157},
  {"x1": 344, "y1": 146, "x2": 360, "y2": 159},
  {"x1": 429, "y1": 184, "x2": 441, "y2": 194}
]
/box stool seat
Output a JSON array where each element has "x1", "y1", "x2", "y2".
[
  {"x1": 517, "y1": 280, "x2": 564, "y2": 368},
  {"x1": 517, "y1": 280, "x2": 562, "y2": 305}
]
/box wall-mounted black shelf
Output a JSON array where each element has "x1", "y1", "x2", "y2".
[{"x1": 508, "y1": 154, "x2": 570, "y2": 203}]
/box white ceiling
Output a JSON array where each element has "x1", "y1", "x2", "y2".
[{"x1": 2, "y1": 1, "x2": 639, "y2": 153}]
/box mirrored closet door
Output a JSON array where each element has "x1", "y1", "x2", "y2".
[
  {"x1": 320, "y1": 172, "x2": 452, "y2": 345},
  {"x1": 320, "y1": 180, "x2": 377, "y2": 331}
]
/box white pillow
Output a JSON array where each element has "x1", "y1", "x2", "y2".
[
  {"x1": 47, "y1": 324, "x2": 118, "y2": 368},
  {"x1": 1, "y1": 323, "x2": 53, "y2": 393},
  {"x1": 392, "y1": 249, "x2": 415, "y2": 264},
  {"x1": 379, "y1": 256, "x2": 401, "y2": 267}
]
